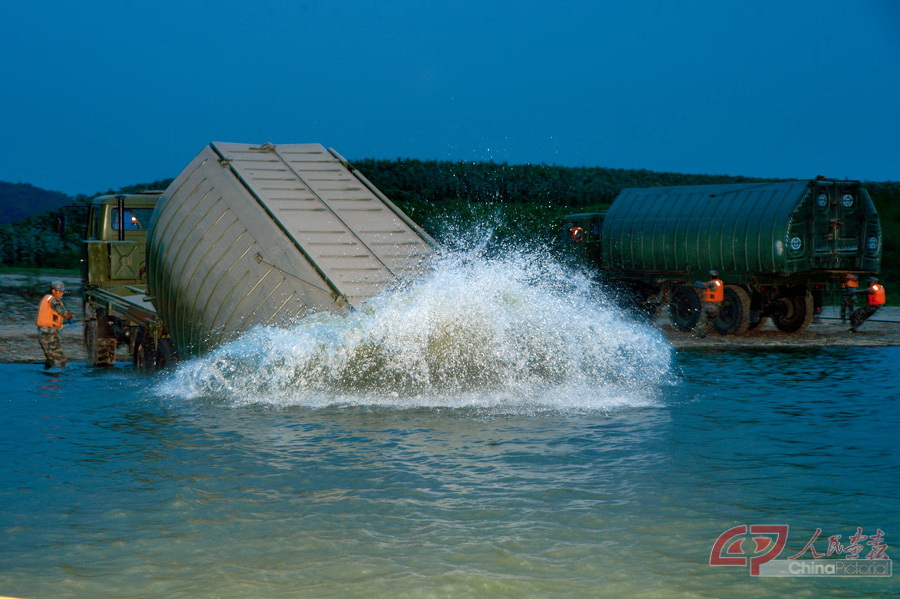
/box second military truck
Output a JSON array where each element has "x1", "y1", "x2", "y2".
[{"x1": 563, "y1": 179, "x2": 882, "y2": 334}]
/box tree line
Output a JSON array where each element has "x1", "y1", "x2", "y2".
[
  {"x1": 1, "y1": 160, "x2": 896, "y2": 285},
  {"x1": 353, "y1": 158, "x2": 762, "y2": 207},
  {"x1": 0, "y1": 179, "x2": 171, "y2": 270}
]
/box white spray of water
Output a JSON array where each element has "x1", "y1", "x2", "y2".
[{"x1": 158, "y1": 241, "x2": 673, "y2": 412}]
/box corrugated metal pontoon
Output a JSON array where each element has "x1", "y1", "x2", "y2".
[{"x1": 147, "y1": 142, "x2": 436, "y2": 358}]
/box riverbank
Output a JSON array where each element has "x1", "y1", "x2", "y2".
[
  {"x1": 1, "y1": 274, "x2": 898, "y2": 364},
  {"x1": 660, "y1": 305, "x2": 900, "y2": 349},
  {"x1": 0, "y1": 273, "x2": 92, "y2": 365}
]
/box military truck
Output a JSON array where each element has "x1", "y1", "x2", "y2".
[
  {"x1": 562, "y1": 179, "x2": 882, "y2": 335},
  {"x1": 82, "y1": 142, "x2": 436, "y2": 367},
  {"x1": 82, "y1": 191, "x2": 174, "y2": 369}
]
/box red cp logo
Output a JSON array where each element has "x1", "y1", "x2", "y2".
[{"x1": 710, "y1": 525, "x2": 789, "y2": 576}]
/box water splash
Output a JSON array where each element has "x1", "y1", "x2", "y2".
[{"x1": 159, "y1": 241, "x2": 673, "y2": 412}]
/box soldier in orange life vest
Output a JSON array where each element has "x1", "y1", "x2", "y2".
[
  {"x1": 36, "y1": 280, "x2": 73, "y2": 368},
  {"x1": 848, "y1": 277, "x2": 886, "y2": 333},
  {"x1": 693, "y1": 270, "x2": 724, "y2": 338}
]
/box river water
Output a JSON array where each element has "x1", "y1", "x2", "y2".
[{"x1": 2, "y1": 247, "x2": 897, "y2": 598}]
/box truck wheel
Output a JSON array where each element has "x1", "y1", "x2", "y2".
[
  {"x1": 84, "y1": 308, "x2": 117, "y2": 367},
  {"x1": 155, "y1": 338, "x2": 178, "y2": 370},
  {"x1": 668, "y1": 285, "x2": 703, "y2": 331},
  {"x1": 133, "y1": 329, "x2": 157, "y2": 372},
  {"x1": 772, "y1": 290, "x2": 814, "y2": 333},
  {"x1": 714, "y1": 285, "x2": 751, "y2": 335}
]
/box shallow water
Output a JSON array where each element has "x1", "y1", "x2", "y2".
[
  {"x1": 2, "y1": 348, "x2": 898, "y2": 598},
  {"x1": 2, "y1": 248, "x2": 897, "y2": 598}
]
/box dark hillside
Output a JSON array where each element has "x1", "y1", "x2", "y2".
[
  {"x1": 0, "y1": 182, "x2": 73, "y2": 225},
  {"x1": 0, "y1": 180, "x2": 169, "y2": 270}
]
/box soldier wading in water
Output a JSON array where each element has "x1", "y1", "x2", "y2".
[{"x1": 36, "y1": 280, "x2": 74, "y2": 368}]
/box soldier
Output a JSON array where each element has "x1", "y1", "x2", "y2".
[
  {"x1": 840, "y1": 273, "x2": 859, "y2": 325},
  {"x1": 694, "y1": 270, "x2": 724, "y2": 338},
  {"x1": 36, "y1": 280, "x2": 73, "y2": 368},
  {"x1": 849, "y1": 277, "x2": 886, "y2": 333}
]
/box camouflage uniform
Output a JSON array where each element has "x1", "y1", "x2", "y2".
[
  {"x1": 849, "y1": 304, "x2": 879, "y2": 331},
  {"x1": 840, "y1": 289, "x2": 857, "y2": 324},
  {"x1": 849, "y1": 278, "x2": 886, "y2": 332},
  {"x1": 694, "y1": 274, "x2": 724, "y2": 338},
  {"x1": 39, "y1": 326, "x2": 67, "y2": 368},
  {"x1": 37, "y1": 290, "x2": 70, "y2": 368},
  {"x1": 694, "y1": 301, "x2": 721, "y2": 338},
  {"x1": 839, "y1": 274, "x2": 859, "y2": 324}
]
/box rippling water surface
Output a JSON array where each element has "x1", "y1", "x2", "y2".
[{"x1": 2, "y1": 247, "x2": 897, "y2": 598}]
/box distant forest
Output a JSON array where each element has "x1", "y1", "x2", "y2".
[
  {"x1": 0, "y1": 159, "x2": 897, "y2": 286},
  {"x1": 0, "y1": 182, "x2": 72, "y2": 225}
]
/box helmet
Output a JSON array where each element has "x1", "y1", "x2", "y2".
[
  {"x1": 709, "y1": 270, "x2": 719, "y2": 277},
  {"x1": 868, "y1": 277, "x2": 879, "y2": 283},
  {"x1": 50, "y1": 280, "x2": 66, "y2": 291}
]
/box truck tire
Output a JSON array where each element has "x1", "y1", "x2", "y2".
[
  {"x1": 155, "y1": 338, "x2": 178, "y2": 370},
  {"x1": 84, "y1": 318, "x2": 98, "y2": 365},
  {"x1": 669, "y1": 285, "x2": 703, "y2": 331},
  {"x1": 772, "y1": 289, "x2": 814, "y2": 333},
  {"x1": 714, "y1": 285, "x2": 751, "y2": 335},
  {"x1": 133, "y1": 329, "x2": 157, "y2": 372},
  {"x1": 84, "y1": 308, "x2": 117, "y2": 367}
]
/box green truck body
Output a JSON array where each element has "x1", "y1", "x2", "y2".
[{"x1": 563, "y1": 179, "x2": 882, "y2": 334}]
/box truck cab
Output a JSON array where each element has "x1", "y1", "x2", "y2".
[
  {"x1": 82, "y1": 191, "x2": 173, "y2": 369},
  {"x1": 83, "y1": 192, "x2": 161, "y2": 288},
  {"x1": 561, "y1": 212, "x2": 605, "y2": 266}
]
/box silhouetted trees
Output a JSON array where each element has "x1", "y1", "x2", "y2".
[{"x1": 1, "y1": 162, "x2": 896, "y2": 287}]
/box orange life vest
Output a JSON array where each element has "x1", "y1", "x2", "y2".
[
  {"x1": 706, "y1": 279, "x2": 724, "y2": 303},
  {"x1": 36, "y1": 294, "x2": 63, "y2": 328},
  {"x1": 842, "y1": 278, "x2": 859, "y2": 289},
  {"x1": 868, "y1": 283, "x2": 886, "y2": 306}
]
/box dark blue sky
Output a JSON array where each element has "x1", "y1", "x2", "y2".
[{"x1": 2, "y1": 1, "x2": 898, "y2": 196}]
